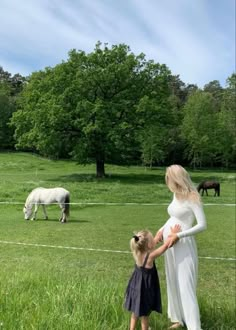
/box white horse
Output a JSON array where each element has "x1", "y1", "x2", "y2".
[{"x1": 23, "y1": 187, "x2": 70, "y2": 222}]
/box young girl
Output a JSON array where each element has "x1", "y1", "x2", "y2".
[{"x1": 124, "y1": 225, "x2": 181, "y2": 330}]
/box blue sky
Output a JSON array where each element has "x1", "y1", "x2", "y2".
[{"x1": 0, "y1": 0, "x2": 235, "y2": 87}]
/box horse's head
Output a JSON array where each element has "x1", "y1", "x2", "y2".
[{"x1": 23, "y1": 205, "x2": 32, "y2": 220}]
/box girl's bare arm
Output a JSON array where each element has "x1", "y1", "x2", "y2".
[{"x1": 150, "y1": 225, "x2": 182, "y2": 259}]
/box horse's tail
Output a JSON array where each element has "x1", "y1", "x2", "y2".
[{"x1": 64, "y1": 193, "x2": 70, "y2": 217}]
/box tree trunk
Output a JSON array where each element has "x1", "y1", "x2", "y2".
[{"x1": 96, "y1": 159, "x2": 105, "y2": 178}]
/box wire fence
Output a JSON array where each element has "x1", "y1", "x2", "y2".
[
  {"x1": 0, "y1": 240, "x2": 235, "y2": 261},
  {"x1": 0, "y1": 201, "x2": 235, "y2": 206}
]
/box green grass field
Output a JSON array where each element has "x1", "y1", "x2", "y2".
[{"x1": 0, "y1": 152, "x2": 235, "y2": 329}]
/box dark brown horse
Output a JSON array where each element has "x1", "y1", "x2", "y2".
[{"x1": 197, "y1": 180, "x2": 220, "y2": 196}]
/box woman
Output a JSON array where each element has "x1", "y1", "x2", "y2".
[{"x1": 154, "y1": 165, "x2": 207, "y2": 329}]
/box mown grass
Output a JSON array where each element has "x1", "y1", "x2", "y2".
[{"x1": 0, "y1": 152, "x2": 235, "y2": 329}]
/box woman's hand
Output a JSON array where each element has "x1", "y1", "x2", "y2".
[
  {"x1": 167, "y1": 225, "x2": 181, "y2": 247},
  {"x1": 171, "y1": 224, "x2": 181, "y2": 234},
  {"x1": 154, "y1": 229, "x2": 164, "y2": 244}
]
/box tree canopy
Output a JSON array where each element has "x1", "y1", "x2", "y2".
[{"x1": 11, "y1": 43, "x2": 172, "y2": 176}]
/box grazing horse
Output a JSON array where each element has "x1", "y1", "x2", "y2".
[
  {"x1": 197, "y1": 181, "x2": 220, "y2": 197},
  {"x1": 23, "y1": 187, "x2": 70, "y2": 222}
]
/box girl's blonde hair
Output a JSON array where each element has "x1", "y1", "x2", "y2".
[
  {"x1": 130, "y1": 230, "x2": 152, "y2": 266},
  {"x1": 165, "y1": 165, "x2": 201, "y2": 203}
]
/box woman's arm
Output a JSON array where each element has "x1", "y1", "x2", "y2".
[
  {"x1": 168, "y1": 202, "x2": 207, "y2": 246},
  {"x1": 177, "y1": 201, "x2": 207, "y2": 239}
]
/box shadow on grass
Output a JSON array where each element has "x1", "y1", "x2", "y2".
[
  {"x1": 47, "y1": 169, "x2": 233, "y2": 186},
  {"x1": 48, "y1": 172, "x2": 165, "y2": 185},
  {"x1": 26, "y1": 219, "x2": 89, "y2": 223}
]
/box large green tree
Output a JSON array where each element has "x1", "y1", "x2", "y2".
[{"x1": 11, "y1": 43, "x2": 171, "y2": 176}]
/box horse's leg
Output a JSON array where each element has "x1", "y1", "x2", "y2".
[
  {"x1": 42, "y1": 205, "x2": 48, "y2": 220},
  {"x1": 205, "y1": 189, "x2": 208, "y2": 196},
  {"x1": 59, "y1": 205, "x2": 63, "y2": 222},
  {"x1": 59, "y1": 204, "x2": 66, "y2": 223},
  {"x1": 59, "y1": 210, "x2": 63, "y2": 222},
  {"x1": 32, "y1": 204, "x2": 39, "y2": 220},
  {"x1": 62, "y1": 207, "x2": 67, "y2": 223}
]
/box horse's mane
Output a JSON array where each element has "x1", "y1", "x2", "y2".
[{"x1": 25, "y1": 187, "x2": 44, "y2": 206}]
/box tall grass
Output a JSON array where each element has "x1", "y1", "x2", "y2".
[{"x1": 0, "y1": 152, "x2": 235, "y2": 329}]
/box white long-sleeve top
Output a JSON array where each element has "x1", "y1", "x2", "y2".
[{"x1": 161, "y1": 194, "x2": 207, "y2": 239}]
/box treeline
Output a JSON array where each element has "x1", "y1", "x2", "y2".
[
  {"x1": 0, "y1": 42, "x2": 235, "y2": 176},
  {"x1": 0, "y1": 68, "x2": 25, "y2": 149}
]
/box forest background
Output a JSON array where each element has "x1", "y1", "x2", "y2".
[{"x1": 0, "y1": 42, "x2": 235, "y2": 176}]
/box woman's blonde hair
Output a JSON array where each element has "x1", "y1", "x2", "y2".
[
  {"x1": 130, "y1": 230, "x2": 152, "y2": 266},
  {"x1": 165, "y1": 165, "x2": 200, "y2": 203}
]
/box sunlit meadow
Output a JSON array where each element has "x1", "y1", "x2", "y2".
[{"x1": 0, "y1": 152, "x2": 235, "y2": 329}]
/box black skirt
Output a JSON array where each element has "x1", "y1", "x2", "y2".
[{"x1": 124, "y1": 262, "x2": 162, "y2": 317}]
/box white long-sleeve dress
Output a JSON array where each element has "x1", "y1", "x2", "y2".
[{"x1": 161, "y1": 194, "x2": 207, "y2": 330}]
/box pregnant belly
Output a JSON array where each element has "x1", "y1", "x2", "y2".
[{"x1": 163, "y1": 217, "x2": 187, "y2": 241}]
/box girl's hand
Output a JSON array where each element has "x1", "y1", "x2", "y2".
[
  {"x1": 167, "y1": 225, "x2": 181, "y2": 247},
  {"x1": 154, "y1": 229, "x2": 164, "y2": 244},
  {"x1": 167, "y1": 233, "x2": 179, "y2": 247}
]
